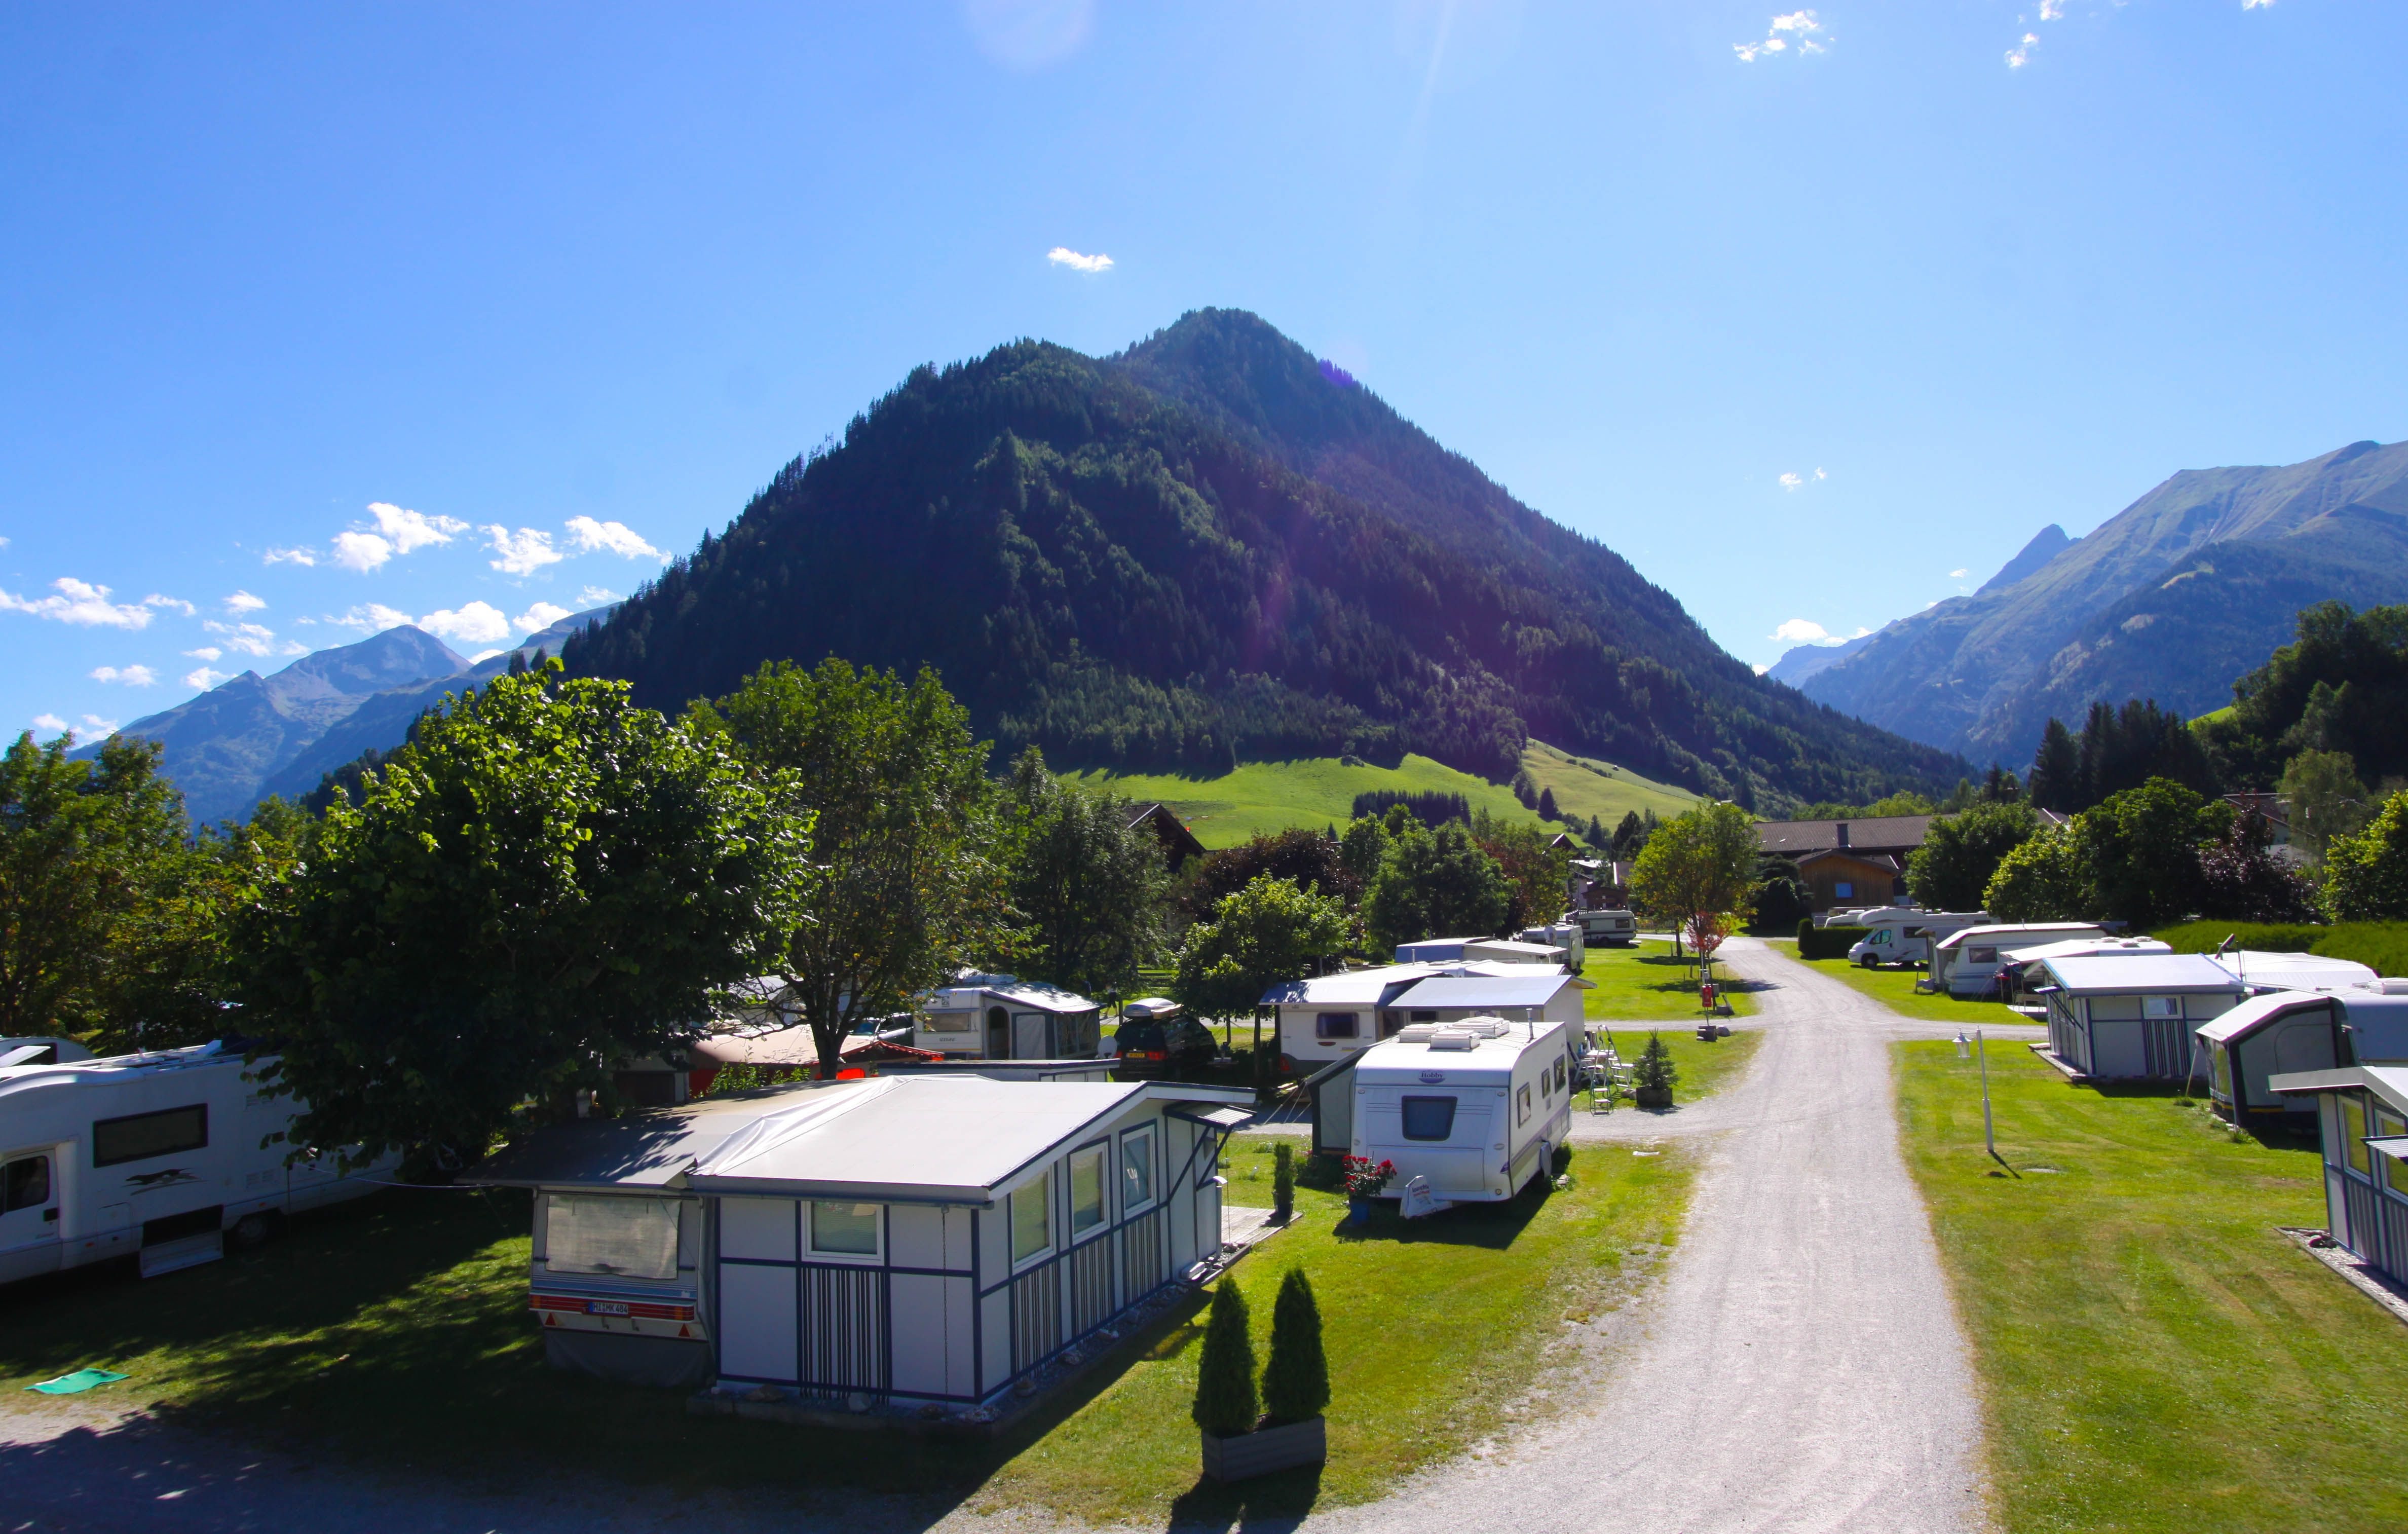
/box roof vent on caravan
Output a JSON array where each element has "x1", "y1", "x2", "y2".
[{"x1": 1395, "y1": 1017, "x2": 1513, "y2": 1045}]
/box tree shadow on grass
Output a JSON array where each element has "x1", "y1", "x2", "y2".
[{"x1": 1326, "y1": 1176, "x2": 1551, "y2": 1252}]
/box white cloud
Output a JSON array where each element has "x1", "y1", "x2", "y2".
[
  {"x1": 565, "y1": 516, "x2": 664, "y2": 562},
  {"x1": 32, "y1": 713, "x2": 68, "y2": 734},
  {"x1": 1773, "y1": 618, "x2": 1837, "y2": 645},
  {"x1": 575, "y1": 585, "x2": 622, "y2": 607},
  {"x1": 79, "y1": 713, "x2": 118, "y2": 737},
  {"x1": 417, "y1": 601, "x2": 513, "y2": 645},
  {"x1": 1753, "y1": 663, "x2": 1771, "y2": 676},
  {"x1": 91, "y1": 664, "x2": 159, "y2": 686},
  {"x1": 183, "y1": 667, "x2": 231, "y2": 690},
  {"x1": 332, "y1": 531, "x2": 394, "y2": 572},
  {"x1": 202, "y1": 620, "x2": 278, "y2": 657},
  {"x1": 1814, "y1": 467, "x2": 1827, "y2": 481},
  {"x1": 1737, "y1": 9, "x2": 1825, "y2": 61},
  {"x1": 1779, "y1": 472, "x2": 1804, "y2": 491},
  {"x1": 1949, "y1": 568, "x2": 1970, "y2": 579},
  {"x1": 2039, "y1": 0, "x2": 2064, "y2": 18},
  {"x1": 143, "y1": 594, "x2": 197, "y2": 617},
  {"x1": 324, "y1": 603, "x2": 417, "y2": 633},
  {"x1": 484, "y1": 526, "x2": 563, "y2": 577},
  {"x1": 224, "y1": 590, "x2": 267, "y2": 614},
  {"x1": 2243, "y1": 0, "x2": 2273, "y2": 9},
  {"x1": 263, "y1": 546, "x2": 317, "y2": 567},
  {"x1": 279, "y1": 640, "x2": 308, "y2": 655},
  {"x1": 184, "y1": 647, "x2": 223, "y2": 661},
  {"x1": 0, "y1": 577, "x2": 157, "y2": 628},
  {"x1": 468, "y1": 648, "x2": 506, "y2": 664},
  {"x1": 368, "y1": 502, "x2": 467, "y2": 555},
  {"x1": 514, "y1": 602, "x2": 572, "y2": 634},
  {"x1": 2007, "y1": 32, "x2": 2038, "y2": 67},
  {"x1": 1046, "y1": 247, "x2": 1114, "y2": 274}
]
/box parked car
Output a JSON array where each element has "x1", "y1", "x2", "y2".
[{"x1": 1114, "y1": 1013, "x2": 1221, "y2": 1076}]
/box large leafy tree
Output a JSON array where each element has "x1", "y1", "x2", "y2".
[
  {"x1": 2198, "y1": 806, "x2": 2320, "y2": 923},
  {"x1": 1471, "y1": 810, "x2": 1574, "y2": 931},
  {"x1": 1907, "y1": 801, "x2": 2040, "y2": 912},
  {"x1": 1182, "y1": 826, "x2": 1357, "y2": 921},
  {"x1": 1629, "y1": 802, "x2": 1758, "y2": 952},
  {"x1": 2079, "y1": 778, "x2": 2231, "y2": 928},
  {"x1": 694, "y1": 657, "x2": 1003, "y2": 1076},
  {"x1": 1983, "y1": 822, "x2": 2094, "y2": 923},
  {"x1": 0, "y1": 732, "x2": 192, "y2": 1043},
  {"x1": 1172, "y1": 873, "x2": 1357, "y2": 1072},
  {"x1": 239, "y1": 665, "x2": 807, "y2": 1166},
  {"x1": 2278, "y1": 749, "x2": 2371, "y2": 862},
  {"x1": 996, "y1": 747, "x2": 1169, "y2": 999},
  {"x1": 2323, "y1": 790, "x2": 2408, "y2": 922},
  {"x1": 1362, "y1": 820, "x2": 1512, "y2": 954}
]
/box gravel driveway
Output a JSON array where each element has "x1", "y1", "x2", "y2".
[{"x1": 1, "y1": 940, "x2": 2025, "y2": 1533}]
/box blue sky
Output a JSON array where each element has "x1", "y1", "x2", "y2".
[{"x1": 4, "y1": 2, "x2": 2403, "y2": 742}]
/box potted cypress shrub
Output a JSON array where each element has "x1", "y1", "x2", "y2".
[
  {"x1": 1632, "y1": 1032, "x2": 1678, "y2": 1109},
  {"x1": 1272, "y1": 1141, "x2": 1295, "y2": 1223},
  {"x1": 1199, "y1": 1269, "x2": 1329, "y2": 1481}
]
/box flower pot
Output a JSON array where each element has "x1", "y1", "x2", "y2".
[
  {"x1": 1201, "y1": 1415, "x2": 1326, "y2": 1481},
  {"x1": 1634, "y1": 1085, "x2": 1673, "y2": 1109},
  {"x1": 1348, "y1": 1198, "x2": 1371, "y2": 1224}
]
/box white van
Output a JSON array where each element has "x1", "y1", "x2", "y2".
[
  {"x1": 1350, "y1": 1016, "x2": 1575, "y2": 1205},
  {"x1": 1847, "y1": 911, "x2": 1991, "y2": 969},
  {"x1": 0, "y1": 1041, "x2": 393, "y2": 1286},
  {"x1": 1928, "y1": 923, "x2": 2108, "y2": 997}
]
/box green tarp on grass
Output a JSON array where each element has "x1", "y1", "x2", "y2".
[{"x1": 25, "y1": 1368, "x2": 128, "y2": 1395}]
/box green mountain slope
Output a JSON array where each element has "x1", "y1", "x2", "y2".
[{"x1": 566, "y1": 310, "x2": 1962, "y2": 806}]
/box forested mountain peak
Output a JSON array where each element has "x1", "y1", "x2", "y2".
[{"x1": 565, "y1": 313, "x2": 1961, "y2": 807}]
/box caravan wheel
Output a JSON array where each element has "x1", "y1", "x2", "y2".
[{"x1": 229, "y1": 1210, "x2": 283, "y2": 1251}]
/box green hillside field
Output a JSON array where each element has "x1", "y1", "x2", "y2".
[{"x1": 1066, "y1": 742, "x2": 1701, "y2": 849}]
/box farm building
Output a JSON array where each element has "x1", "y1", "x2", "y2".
[
  {"x1": 2204, "y1": 993, "x2": 2408, "y2": 1123},
  {"x1": 2037, "y1": 954, "x2": 2247, "y2": 1081},
  {"x1": 1263, "y1": 962, "x2": 1592, "y2": 1074},
  {"x1": 470, "y1": 1073, "x2": 1251, "y2": 1407},
  {"x1": 2270, "y1": 1060, "x2": 2408, "y2": 1292}
]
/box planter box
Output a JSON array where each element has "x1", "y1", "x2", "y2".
[
  {"x1": 1201, "y1": 1415, "x2": 1326, "y2": 1481},
  {"x1": 1634, "y1": 1086, "x2": 1673, "y2": 1109}
]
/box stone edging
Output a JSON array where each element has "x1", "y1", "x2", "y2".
[{"x1": 2278, "y1": 1226, "x2": 2408, "y2": 1329}]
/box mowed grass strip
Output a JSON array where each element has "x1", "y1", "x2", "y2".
[
  {"x1": 1583, "y1": 939, "x2": 1758, "y2": 1023},
  {"x1": 1780, "y1": 943, "x2": 2026, "y2": 1026},
  {"x1": 1895, "y1": 1040, "x2": 2408, "y2": 1534},
  {"x1": 0, "y1": 1145, "x2": 1691, "y2": 1523}
]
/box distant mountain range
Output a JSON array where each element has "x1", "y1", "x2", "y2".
[
  {"x1": 100, "y1": 605, "x2": 613, "y2": 825},
  {"x1": 1777, "y1": 439, "x2": 2408, "y2": 767},
  {"x1": 563, "y1": 309, "x2": 1964, "y2": 809}
]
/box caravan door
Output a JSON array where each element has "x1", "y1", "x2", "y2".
[
  {"x1": 1013, "y1": 1012, "x2": 1050, "y2": 1059},
  {"x1": 0, "y1": 1148, "x2": 61, "y2": 1282}
]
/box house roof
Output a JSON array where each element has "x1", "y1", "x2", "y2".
[
  {"x1": 2039, "y1": 954, "x2": 2249, "y2": 994},
  {"x1": 1794, "y1": 849, "x2": 1903, "y2": 872},
  {"x1": 1756, "y1": 816, "x2": 1935, "y2": 856},
  {"x1": 472, "y1": 1075, "x2": 1250, "y2": 1203},
  {"x1": 1126, "y1": 802, "x2": 1208, "y2": 865}
]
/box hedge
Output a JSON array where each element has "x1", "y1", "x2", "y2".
[
  {"x1": 2153, "y1": 920, "x2": 2408, "y2": 979},
  {"x1": 1797, "y1": 920, "x2": 1871, "y2": 960}
]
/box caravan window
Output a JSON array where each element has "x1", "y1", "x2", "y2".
[
  {"x1": 1400, "y1": 1096, "x2": 1457, "y2": 1141},
  {"x1": 2378, "y1": 1108, "x2": 2408, "y2": 1196},
  {"x1": 3, "y1": 1155, "x2": 50, "y2": 1213},
  {"x1": 1968, "y1": 947, "x2": 1998, "y2": 964},
  {"x1": 93, "y1": 1104, "x2": 208, "y2": 1167},
  {"x1": 1517, "y1": 1084, "x2": 1533, "y2": 1125},
  {"x1": 1069, "y1": 1147, "x2": 1107, "y2": 1237},
  {"x1": 1010, "y1": 1172, "x2": 1051, "y2": 1264},
  {"x1": 809, "y1": 1202, "x2": 880, "y2": 1257},
  {"x1": 1120, "y1": 1128, "x2": 1155, "y2": 1213},
  {"x1": 922, "y1": 1012, "x2": 973, "y2": 1033},
  {"x1": 1554, "y1": 1058, "x2": 1567, "y2": 1093},
  {"x1": 545, "y1": 1194, "x2": 679, "y2": 1281},
  {"x1": 1315, "y1": 1012, "x2": 1360, "y2": 1039},
  {"x1": 2142, "y1": 996, "x2": 2181, "y2": 1020},
  {"x1": 2343, "y1": 1095, "x2": 2371, "y2": 1176}
]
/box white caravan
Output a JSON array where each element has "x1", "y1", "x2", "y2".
[
  {"x1": 1847, "y1": 911, "x2": 1991, "y2": 969},
  {"x1": 1564, "y1": 909, "x2": 1638, "y2": 947},
  {"x1": 1350, "y1": 1016, "x2": 1576, "y2": 1205},
  {"x1": 1928, "y1": 923, "x2": 2108, "y2": 997},
  {"x1": 0, "y1": 1041, "x2": 392, "y2": 1286}
]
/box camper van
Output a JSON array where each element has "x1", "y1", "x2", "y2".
[
  {"x1": 1846, "y1": 911, "x2": 1991, "y2": 969},
  {"x1": 1927, "y1": 923, "x2": 2108, "y2": 997},
  {"x1": 1564, "y1": 908, "x2": 1638, "y2": 947},
  {"x1": 0, "y1": 1041, "x2": 393, "y2": 1286},
  {"x1": 1350, "y1": 1016, "x2": 1575, "y2": 1205}
]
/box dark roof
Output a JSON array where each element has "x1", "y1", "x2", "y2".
[
  {"x1": 1756, "y1": 815, "x2": 1935, "y2": 856},
  {"x1": 1126, "y1": 802, "x2": 1207, "y2": 866},
  {"x1": 1794, "y1": 849, "x2": 1903, "y2": 872}
]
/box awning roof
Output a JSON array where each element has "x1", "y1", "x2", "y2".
[
  {"x1": 2268, "y1": 1063, "x2": 2408, "y2": 1116},
  {"x1": 2041, "y1": 954, "x2": 2248, "y2": 994},
  {"x1": 2195, "y1": 991, "x2": 2328, "y2": 1046},
  {"x1": 1387, "y1": 974, "x2": 1586, "y2": 1008}
]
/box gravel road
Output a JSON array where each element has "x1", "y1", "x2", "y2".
[{"x1": 1, "y1": 940, "x2": 2026, "y2": 1533}]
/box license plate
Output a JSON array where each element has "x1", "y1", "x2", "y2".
[{"x1": 588, "y1": 1300, "x2": 629, "y2": 1316}]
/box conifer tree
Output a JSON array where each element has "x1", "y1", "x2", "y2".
[
  {"x1": 1260, "y1": 1267, "x2": 1330, "y2": 1425},
  {"x1": 1192, "y1": 1281, "x2": 1259, "y2": 1437},
  {"x1": 1632, "y1": 1032, "x2": 1678, "y2": 1102},
  {"x1": 1272, "y1": 1141, "x2": 1295, "y2": 1221}
]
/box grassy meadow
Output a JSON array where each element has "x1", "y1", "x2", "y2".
[
  {"x1": 0, "y1": 1145, "x2": 1694, "y2": 1524},
  {"x1": 1582, "y1": 937, "x2": 1758, "y2": 1023},
  {"x1": 1066, "y1": 742, "x2": 1698, "y2": 850},
  {"x1": 1896, "y1": 1040, "x2": 2408, "y2": 1533}
]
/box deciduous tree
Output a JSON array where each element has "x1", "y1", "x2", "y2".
[
  {"x1": 1363, "y1": 820, "x2": 1512, "y2": 952},
  {"x1": 1907, "y1": 801, "x2": 2040, "y2": 912},
  {"x1": 995, "y1": 747, "x2": 1169, "y2": 998},
  {"x1": 2323, "y1": 790, "x2": 2408, "y2": 921},
  {"x1": 1173, "y1": 874, "x2": 1358, "y2": 1072},
  {"x1": 1628, "y1": 802, "x2": 1757, "y2": 951}
]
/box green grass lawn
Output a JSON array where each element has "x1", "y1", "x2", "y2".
[
  {"x1": 1064, "y1": 742, "x2": 1696, "y2": 850},
  {"x1": 1582, "y1": 938, "x2": 1758, "y2": 1022},
  {"x1": 1572, "y1": 1028, "x2": 1761, "y2": 1112},
  {"x1": 1896, "y1": 1041, "x2": 2408, "y2": 1533},
  {"x1": 1, "y1": 1145, "x2": 1692, "y2": 1523},
  {"x1": 1778, "y1": 946, "x2": 2027, "y2": 1027}
]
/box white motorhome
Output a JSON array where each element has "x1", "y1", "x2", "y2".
[
  {"x1": 912, "y1": 974, "x2": 1103, "y2": 1061},
  {"x1": 1927, "y1": 923, "x2": 2109, "y2": 997},
  {"x1": 1846, "y1": 911, "x2": 1991, "y2": 969},
  {"x1": 1350, "y1": 1016, "x2": 1576, "y2": 1205},
  {"x1": 0, "y1": 1041, "x2": 392, "y2": 1286}
]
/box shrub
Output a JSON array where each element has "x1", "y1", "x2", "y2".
[
  {"x1": 1272, "y1": 1141, "x2": 1295, "y2": 1221},
  {"x1": 1192, "y1": 1281, "x2": 1258, "y2": 1438},
  {"x1": 2324, "y1": 791, "x2": 2408, "y2": 922},
  {"x1": 1632, "y1": 1032, "x2": 1678, "y2": 1095},
  {"x1": 2154, "y1": 919, "x2": 2408, "y2": 978},
  {"x1": 1798, "y1": 921, "x2": 1869, "y2": 960},
  {"x1": 1260, "y1": 1267, "x2": 1330, "y2": 1425}
]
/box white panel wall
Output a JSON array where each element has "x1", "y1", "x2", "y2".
[
  {"x1": 944, "y1": 1275, "x2": 976, "y2": 1396},
  {"x1": 980, "y1": 1288, "x2": 1010, "y2": 1392},
  {"x1": 889, "y1": 1273, "x2": 952, "y2": 1396},
  {"x1": 718, "y1": 1263, "x2": 798, "y2": 1381},
  {"x1": 720, "y1": 1198, "x2": 798, "y2": 1261},
  {"x1": 888, "y1": 1205, "x2": 946, "y2": 1269}
]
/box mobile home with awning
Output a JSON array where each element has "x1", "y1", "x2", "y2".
[
  {"x1": 470, "y1": 1074, "x2": 1249, "y2": 1411},
  {"x1": 2038, "y1": 954, "x2": 2247, "y2": 1080},
  {"x1": 2270, "y1": 1062, "x2": 2408, "y2": 1292},
  {"x1": 2204, "y1": 994, "x2": 2408, "y2": 1123}
]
